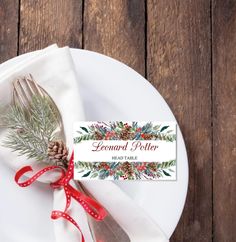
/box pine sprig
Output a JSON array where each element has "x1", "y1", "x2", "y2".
[
  {"x1": 2, "y1": 95, "x2": 60, "y2": 162},
  {"x1": 4, "y1": 129, "x2": 48, "y2": 160},
  {"x1": 74, "y1": 134, "x2": 95, "y2": 144}
]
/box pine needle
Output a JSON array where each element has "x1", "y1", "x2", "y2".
[{"x1": 2, "y1": 95, "x2": 60, "y2": 162}]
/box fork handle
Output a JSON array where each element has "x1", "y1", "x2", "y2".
[{"x1": 75, "y1": 181, "x2": 130, "y2": 242}]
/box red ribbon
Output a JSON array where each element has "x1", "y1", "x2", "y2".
[{"x1": 15, "y1": 152, "x2": 107, "y2": 242}]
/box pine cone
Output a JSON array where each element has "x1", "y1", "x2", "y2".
[
  {"x1": 121, "y1": 162, "x2": 133, "y2": 176},
  {"x1": 148, "y1": 162, "x2": 157, "y2": 171},
  {"x1": 48, "y1": 140, "x2": 68, "y2": 165},
  {"x1": 120, "y1": 127, "x2": 133, "y2": 140},
  {"x1": 94, "y1": 131, "x2": 103, "y2": 140}
]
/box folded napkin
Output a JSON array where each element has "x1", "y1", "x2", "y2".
[{"x1": 0, "y1": 45, "x2": 169, "y2": 242}]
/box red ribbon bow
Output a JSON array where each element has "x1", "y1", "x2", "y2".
[{"x1": 15, "y1": 152, "x2": 107, "y2": 242}]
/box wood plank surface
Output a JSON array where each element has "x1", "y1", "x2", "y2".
[
  {"x1": 147, "y1": 1, "x2": 212, "y2": 241},
  {"x1": 212, "y1": 1, "x2": 236, "y2": 242},
  {"x1": 0, "y1": 0, "x2": 19, "y2": 64},
  {"x1": 18, "y1": 0, "x2": 83, "y2": 54},
  {"x1": 83, "y1": 0, "x2": 146, "y2": 75}
]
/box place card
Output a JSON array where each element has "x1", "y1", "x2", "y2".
[{"x1": 74, "y1": 121, "x2": 177, "y2": 180}]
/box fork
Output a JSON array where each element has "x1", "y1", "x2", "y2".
[{"x1": 12, "y1": 74, "x2": 130, "y2": 242}]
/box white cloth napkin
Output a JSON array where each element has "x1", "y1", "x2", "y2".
[{"x1": 0, "y1": 45, "x2": 169, "y2": 242}]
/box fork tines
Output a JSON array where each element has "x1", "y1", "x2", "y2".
[{"x1": 12, "y1": 74, "x2": 44, "y2": 108}]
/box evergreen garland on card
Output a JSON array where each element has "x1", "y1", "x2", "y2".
[
  {"x1": 74, "y1": 121, "x2": 176, "y2": 143},
  {"x1": 75, "y1": 160, "x2": 176, "y2": 180}
]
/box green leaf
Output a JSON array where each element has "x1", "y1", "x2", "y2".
[
  {"x1": 153, "y1": 125, "x2": 161, "y2": 130},
  {"x1": 80, "y1": 126, "x2": 89, "y2": 133},
  {"x1": 160, "y1": 126, "x2": 169, "y2": 132},
  {"x1": 118, "y1": 122, "x2": 124, "y2": 128},
  {"x1": 110, "y1": 162, "x2": 119, "y2": 169},
  {"x1": 116, "y1": 171, "x2": 124, "y2": 176},
  {"x1": 162, "y1": 170, "x2": 171, "y2": 176},
  {"x1": 91, "y1": 173, "x2": 98, "y2": 178},
  {"x1": 77, "y1": 169, "x2": 85, "y2": 173},
  {"x1": 82, "y1": 171, "x2": 91, "y2": 177}
]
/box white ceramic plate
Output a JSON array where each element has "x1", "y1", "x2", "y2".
[{"x1": 0, "y1": 48, "x2": 188, "y2": 240}]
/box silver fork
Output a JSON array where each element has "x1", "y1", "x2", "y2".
[
  {"x1": 12, "y1": 74, "x2": 65, "y2": 141},
  {"x1": 12, "y1": 74, "x2": 130, "y2": 242}
]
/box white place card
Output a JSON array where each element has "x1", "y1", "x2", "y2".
[{"x1": 74, "y1": 121, "x2": 177, "y2": 180}]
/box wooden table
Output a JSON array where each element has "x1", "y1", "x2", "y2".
[{"x1": 0, "y1": 1, "x2": 235, "y2": 242}]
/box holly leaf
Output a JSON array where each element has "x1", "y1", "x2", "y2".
[
  {"x1": 82, "y1": 171, "x2": 91, "y2": 177},
  {"x1": 80, "y1": 126, "x2": 89, "y2": 133},
  {"x1": 160, "y1": 126, "x2": 169, "y2": 132}
]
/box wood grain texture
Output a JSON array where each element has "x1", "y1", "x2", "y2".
[
  {"x1": 147, "y1": 1, "x2": 212, "y2": 241},
  {"x1": 19, "y1": 0, "x2": 83, "y2": 53},
  {"x1": 212, "y1": 1, "x2": 236, "y2": 241},
  {"x1": 0, "y1": 0, "x2": 19, "y2": 64},
  {"x1": 83, "y1": 0, "x2": 145, "y2": 75}
]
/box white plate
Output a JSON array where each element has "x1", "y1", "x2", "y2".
[{"x1": 0, "y1": 48, "x2": 188, "y2": 239}]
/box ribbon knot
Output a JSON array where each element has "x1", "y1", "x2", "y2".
[{"x1": 15, "y1": 152, "x2": 107, "y2": 242}]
